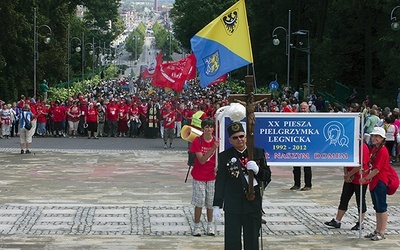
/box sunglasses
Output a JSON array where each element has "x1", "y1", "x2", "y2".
[{"x1": 231, "y1": 134, "x2": 245, "y2": 140}]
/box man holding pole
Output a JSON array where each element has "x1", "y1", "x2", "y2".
[{"x1": 213, "y1": 122, "x2": 269, "y2": 249}]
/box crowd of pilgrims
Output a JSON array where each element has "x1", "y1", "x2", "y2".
[
  {"x1": 0, "y1": 77, "x2": 375, "y2": 140},
  {"x1": 0, "y1": 79, "x2": 230, "y2": 139}
]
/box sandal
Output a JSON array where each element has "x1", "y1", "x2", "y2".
[
  {"x1": 371, "y1": 232, "x2": 385, "y2": 241},
  {"x1": 364, "y1": 230, "x2": 377, "y2": 238}
]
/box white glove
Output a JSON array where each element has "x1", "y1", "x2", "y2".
[
  {"x1": 213, "y1": 206, "x2": 222, "y2": 222},
  {"x1": 245, "y1": 175, "x2": 258, "y2": 186},
  {"x1": 246, "y1": 160, "x2": 259, "y2": 174}
]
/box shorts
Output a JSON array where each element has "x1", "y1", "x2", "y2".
[
  {"x1": 87, "y1": 122, "x2": 97, "y2": 132},
  {"x1": 19, "y1": 127, "x2": 32, "y2": 143},
  {"x1": 370, "y1": 180, "x2": 388, "y2": 213},
  {"x1": 68, "y1": 121, "x2": 79, "y2": 131},
  {"x1": 163, "y1": 128, "x2": 174, "y2": 141},
  {"x1": 191, "y1": 179, "x2": 215, "y2": 209}
]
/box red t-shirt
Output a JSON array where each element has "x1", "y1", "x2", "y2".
[
  {"x1": 80, "y1": 104, "x2": 88, "y2": 117},
  {"x1": 36, "y1": 106, "x2": 48, "y2": 123},
  {"x1": 106, "y1": 104, "x2": 119, "y2": 121},
  {"x1": 68, "y1": 106, "x2": 81, "y2": 122},
  {"x1": 190, "y1": 136, "x2": 216, "y2": 181},
  {"x1": 162, "y1": 109, "x2": 176, "y2": 129},
  {"x1": 129, "y1": 106, "x2": 139, "y2": 117},
  {"x1": 118, "y1": 106, "x2": 128, "y2": 120},
  {"x1": 369, "y1": 145, "x2": 390, "y2": 190},
  {"x1": 139, "y1": 103, "x2": 148, "y2": 119},
  {"x1": 52, "y1": 105, "x2": 65, "y2": 122},
  {"x1": 86, "y1": 108, "x2": 98, "y2": 123},
  {"x1": 30, "y1": 104, "x2": 37, "y2": 119},
  {"x1": 183, "y1": 108, "x2": 193, "y2": 122},
  {"x1": 282, "y1": 106, "x2": 293, "y2": 113},
  {"x1": 346, "y1": 143, "x2": 370, "y2": 185},
  {"x1": 175, "y1": 107, "x2": 183, "y2": 122}
]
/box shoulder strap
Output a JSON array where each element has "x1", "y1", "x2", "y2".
[{"x1": 21, "y1": 111, "x2": 26, "y2": 122}]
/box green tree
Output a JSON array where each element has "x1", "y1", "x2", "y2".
[
  {"x1": 171, "y1": 0, "x2": 236, "y2": 51},
  {"x1": 0, "y1": 0, "x2": 121, "y2": 102},
  {"x1": 125, "y1": 24, "x2": 145, "y2": 61}
]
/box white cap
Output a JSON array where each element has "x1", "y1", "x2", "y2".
[{"x1": 370, "y1": 127, "x2": 386, "y2": 138}]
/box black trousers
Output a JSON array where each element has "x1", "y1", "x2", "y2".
[
  {"x1": 338, "y1": 182, "x2": 368, "y2": 213},
  {"x1": 107, "y1": 120, "x2": 117, "y2": 137},
  {"x1": 293, "y1": 166, "x2": 312, "y2": 187},
  {"x1": 224, "y1": 210, "x2": 261, "y2": 250}
]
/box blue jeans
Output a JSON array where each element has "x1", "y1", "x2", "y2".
[
  {"x1": 37, "y1": 122, "x2": 46, "y2": 135},
  {"x1": 128, "y1": 121, "x2": 139, "y2": 137},
  {"x1": 370, "y1": 180, "x2": 388, "y2": 213}
]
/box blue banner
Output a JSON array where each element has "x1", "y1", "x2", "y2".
[{"x1": 219, "y1": 113, "x2": 360, "y2": 167}]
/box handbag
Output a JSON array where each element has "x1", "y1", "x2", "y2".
[{"x1": 24, "y1": 122, "x2": 32, "y2": 130}]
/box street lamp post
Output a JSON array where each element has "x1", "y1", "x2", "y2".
[
  {"x1": 33, "y1": 8, "x2": 52, "y2": 98},
  {"x1": 86, "y1": 38, "x2": 95, "y2": 79},
  {"x1": 292, "y1": 30, "x2": 311, "y2": 98},
  {"x1": 272, "y1": 10, "x2": 291, "y2": 89},
  {"x1": 114, "y1": 45, "x2": 118, "y2": 76},
  {"x1": 168, "y1": 33, "x2": 172, "y2": 62},
  {"x1": 81, "y1": 32, "x2": 85, "y2": 84},
  {"x1": 103, "y1": 48, "x2": 112, "y2": 62},
  {"x1": 93, "y1": 45, "x2": 103, "y2": 71},
  {"x1": 133, "y1": 36, "x2": 138, "y2": 63},
  {"x1": 67, "y1": 24, "x2": 82, "y2": 96},
  {"x1": 391, "y1": 6, "x2": 400, "y2": 31}
]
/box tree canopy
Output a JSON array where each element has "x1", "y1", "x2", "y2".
[
  {"x1": 2, "y1": 0, "x2": 400, "y2": 107},
  {"x1": 171, "y1": 0, "x2": 400, "y2": 106},
  {"x1": 0, "y1": 0, "x2": 121, "y2": 102}
]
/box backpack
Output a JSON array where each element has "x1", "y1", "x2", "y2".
[
  {"x1": 387, "y1": 165, "x2": 399, "y2": 195},
  {"x1": 22, "y1": 112, "x2": 32, "y2": 130}
]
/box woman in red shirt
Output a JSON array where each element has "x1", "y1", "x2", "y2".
[
  {"x1": 117, "y1": 101, "x2": 129, "y2": 137},
  {"x1": 66, "y1": 102, "x2": 80, "y2": 138},
  {"x1": 85, "y1": 102, "x2": 99, "y2": 139},
  {"x1": 360, "y1": 127, "x2": 390, "y2": 241},
  {"x1": 51, "y1": 100, "x2": 65, "y2": 137},
  {"x1": 324, "y1": 142, "x2": 370, "y2": 230},
  {"x1": 128, "y1": 102, "x2": 140, "y2": 138},
  {"x1": 36, "y1": 102, "x2": 48, "y2": 137}
]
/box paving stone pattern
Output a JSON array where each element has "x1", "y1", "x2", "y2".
[
  {"x1": 0, "y1": 139, "x2": 399, "y2": 249},
  {"x1": 0, "y1": 204, "x2": 399, "y2": 237}
]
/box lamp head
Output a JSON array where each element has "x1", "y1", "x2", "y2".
[
  {"x1": 292, "y1": 30, "x2": 307, "y2": 35},
  {"x1": 75, "y1": 46, "x2": 81, "y2": 53},
  {"x1": 392, "y1": 21, "x2": 400, "y2": 31},
  {"x1": 272, "y1": 38, "x2": 280, "y2": 46},
  {"x1": 44, "y1": 37, "x2": 51, "y2": 44}
]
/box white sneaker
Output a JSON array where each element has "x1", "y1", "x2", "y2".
[
  {"x1": 192, "y1": 226, "x2": 202, "y2": 237},
  {"x1": 207, "y1": 225, "x2": 215, "y2": 236}
]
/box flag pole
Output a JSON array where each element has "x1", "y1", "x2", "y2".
[{"x1": 252, "y1": 64, "x2": 257, "y2": 94}]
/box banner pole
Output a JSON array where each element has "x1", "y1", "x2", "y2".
[{"x1": 358, "y1": 112, "x2": 365, "y2": 238}]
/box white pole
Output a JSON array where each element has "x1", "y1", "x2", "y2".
[
  {"x1": 33, "y1": 8, "x2": 37, "y2": 98},
  {"x1": 358, "y1": 112, "x2": 365, "y2": 238},
  {"x1": 287, "y1": 10, "x2": 291, "y2": 89}
]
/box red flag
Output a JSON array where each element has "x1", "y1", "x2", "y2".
[
  {"x1": 140, "y1": 51, "x2": 163, "y2": 79},
  {"x1": 210, "y1": 74, "x2": 227, "y2": 85},
  {"x1": 186, "y1": 56, "x2": 197, "y2": 80},
  {"x1": 151, "y1": 54, "x2": 197, "y2": 92}
]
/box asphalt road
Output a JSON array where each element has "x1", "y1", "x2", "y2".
[{"x1": 0, "y1": 135, "x2": 189, "y2": 152}]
